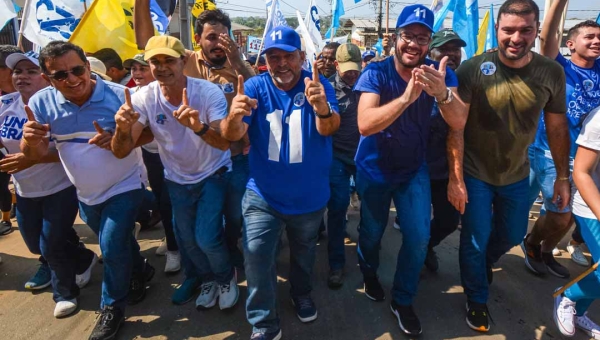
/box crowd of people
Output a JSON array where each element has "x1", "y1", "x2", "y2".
[{"x1": 1, "y1": 0, "x2": 600, "y2": 339}]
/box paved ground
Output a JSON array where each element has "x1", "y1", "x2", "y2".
[{"x1": 0, "y1": 203, "x2": 597, "y2": 340}]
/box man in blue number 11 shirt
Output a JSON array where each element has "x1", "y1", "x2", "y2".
[{"x1": 221, "y1": 26, "x2": 340, "y2": 340}]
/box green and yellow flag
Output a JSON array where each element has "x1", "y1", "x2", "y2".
[{"x1": 191, "y1": 0, "x2": 217, "y2": 51}]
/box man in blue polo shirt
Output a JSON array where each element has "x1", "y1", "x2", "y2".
[
  {"x1": 21, "y1": 41, "x2": 154, "y2": 340},
  {"x1": 221, "y1": 26, "x2": 340, "y2": 340},
  {"x1": 353, "y1": 5, "x2": 465, "y2": 337}
]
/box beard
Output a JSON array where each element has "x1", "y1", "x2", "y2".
[{"x1": 499, "y1": 41, "x2": 534, "y2": 61}]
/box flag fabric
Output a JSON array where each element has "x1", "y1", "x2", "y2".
[
  {"x1": 596, "y1": 12, "x2": 599, "y2": 24},
  {"x1": 69, "y1": 0, "x2": 140, "y2": 60},
  {"x1": 373, "y1": 38, "x2": 383, "y2": 56},
  {"x1": 476, "y1": 10, "x2": 489, "y2": 55},
  {"x1": 431, "y1": 0, "x2": 452, "y2": 32},
  {"x1": 0, "y1": 0, "x2": 17, "y2": 31},
  {"x1": 296, "y1": 10, "x2": 318, "y2": 71},
  {"x1": 485, "y1": 4, "x2": 498, "y2": 52},
  {"x1": 191, "y1": 0, "x2": 217, "y2": 50},
  {"x1": 149, "y1": 0, "x2": 170, "y2": 35},
  {"x1": 303, "y1": 0, "x2": 324, "y2": 50},
  {"x1": 21, "y1": 0, "x2": 86, "y2": 47},
  {"x1": 453, "y1": 0, "x2": 478, "y2": 57},
  {"x1": 328, "y1": 0, "x2": 345, "y2": 39},
  {"x1": 265, "y1": 0, "x2": 289, "y2": 33}
]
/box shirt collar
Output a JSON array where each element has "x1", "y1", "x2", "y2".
[
  {"x1": 197, "y1": 50, "x2": 228, "y2": 71},
  {"x1": 335, "y1": 73, "x2": 352, "y2": 90}
]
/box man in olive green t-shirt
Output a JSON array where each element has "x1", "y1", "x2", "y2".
[{"x1": 447, "y1": 0, "x2": 570, "y2": 333}]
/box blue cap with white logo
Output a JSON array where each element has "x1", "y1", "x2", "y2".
[
  {"x1": 362, "y1": 50, "x2": 376, "y2": 60},
  {"x1": 6, "y1": 51, "x2": 40, "y2": 70},
  {"x1": 396, "y1": 4, "x2": 434, "y2": 32},
  {"x1": 261, "y1": 26, "x2": 301, "y2": 55}
]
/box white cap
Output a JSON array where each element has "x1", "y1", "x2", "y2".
[
  {"x1": 6, "y1": 51, "x2": 40, "y2": 70},
  {"x1": 87, "y1": 57, "x2": 112, "y2": 81}
]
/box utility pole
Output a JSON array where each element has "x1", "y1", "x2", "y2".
[
  {"x1": 376, "y1": 0, "x2": 383, "y2": 38},
  {"x1": 180, "y1": 0, "x2": 192, "y2": 50}
]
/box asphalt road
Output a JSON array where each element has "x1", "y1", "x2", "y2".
[{"x1": 0, "y1": 204, "x2": 596, "y2": 340}]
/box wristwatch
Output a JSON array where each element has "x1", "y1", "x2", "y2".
[
  {"x1": 436, "y1": 88, "x2": 453, "y2": 105},
  {"x1": 315, "y1": 102, "x2": 333, "y2": 119},
  {"x1": 194, "y1": 122, "x2": 210, "y2": 137}
]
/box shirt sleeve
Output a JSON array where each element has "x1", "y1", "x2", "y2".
[
  {"x1": 456, "y1": 60, "x2": 474, "y2": 104},
  {"x1": 353, "y1": 65, "x2": 382, "y2": 95},
  {"x1": 205, "y1": 82, "x2": 228, "y2": 123},
  {"x1": 445, "y1": 67, "x2": 458, "y2": 87},
  {"x1": 28, "y1": 94, "x2": 48, "y2": 125},
  {"x1": 242, "y1": 79, "x2": 258, "y2": 126},
  {"x1": 577, "y1": 107, "x2": 600, "y2": 151},
  {"x1": 130, "y1": 88, "x2": 149, "y2": 127},
  {"x1": 321, "y1": 75, "x2": 339, "y2": 113},
  {"x1": 544, "y1": 63, "x2": 567, "y2": 114}
]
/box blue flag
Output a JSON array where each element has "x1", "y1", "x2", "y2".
[
  {"x1": 328, "y1": 0, "x2": 345, "y2": 40},
  {"x1": 596, "y1": 12, "x2": 600, "y2": 24},
  {"x1": 453, "y1": 0, "x2": 478, "y2": 57},
  {"x1": 485, "y1": 4, "x2": 498, "y2": 51},
  {"x1": 150, "y1": 0, "x2": 170, "y2": 34}
]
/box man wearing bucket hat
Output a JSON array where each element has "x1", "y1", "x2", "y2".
[
  {"x1": 111, "y1": 35, "x2": 238, "y2": 313},
  {"x1": 323, "y1": 43, "x2": 362, "y2": 289},
  {"x1": 221, "y1": 25, "x2": 340, "y2": 340},
  {"x1": 353, "y1": 4, "x2": 466, "y2": 336}
]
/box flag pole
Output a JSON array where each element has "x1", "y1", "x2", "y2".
[
  {"x1": 17, "y1": 0, "x2": 31, "y2": 50},
  {"x1": 385, "y1": 0, "x2": 389, "y2": 35}
]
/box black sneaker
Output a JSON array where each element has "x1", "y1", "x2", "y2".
[
  {"x1": 542, "y1": 252, "x2": 570, "y2": 278},
  {"x1": 291, "y1": 295, "x2": 318, "y2": 323},
  {"x1": 250, "y1": 329, "x2": 282, "y2": 340},
  {"x1": 127, "y1": 260, "x2": 154, "y2": 305},
  {"x1": 364, "y1": 275, "x2": 385, "y2": 301},
  {"x1": 9, "y1": 203, "x2": 16, "y2": 219},
  {"x1": 424, "y1": 248, "x2": 439, "y2": 272},
  {"x1": 466, "y1": 301, "x2": 490, "y2": 332},
  {"x1": 327, "y1": 269, "x2": 344, "y2": 289},
  {"x1": 0, "y1": 220, "x2": 11, "y2": 235},
  {"x1": 520, "y1": 234, "x2": 547, "y2": 275},
  {"x1": 88, "y1": 306, "x2": 124, "y2": 340},
  {"x1": 390, "y1": 300, "x2": 422, "y2": 336}
]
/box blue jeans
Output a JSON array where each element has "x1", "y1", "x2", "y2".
[
  {"x1": 243, "y1": 189, "x2": 325, "y2": 333},
  {"x1": 165, "y1": 171, "x2": 233, "y2": 284},
  {"x1": 460, "y1": 175, "x2": 530, "y2": 304},
  {"x1": 79, "y1": 189, "x2": 145, "y2": 309},
  {"x1": 565, "y1": 215, "x2": 600, "y2": 315},
  {"x1": 528, "y1": 146, "x2": 573, "y2": 213},
  {"x1": 224, "y1": 154, "x2": 249, "y2": 267},
  {"x1": 326, "y1": 157, "x2": 356, "y2": 271},
  {"x1": 17, "y1": 185, "x2": 81, "y2": 302},
  {"x1": 357, "y1": 164, "x2": 431, "y2": 306}
]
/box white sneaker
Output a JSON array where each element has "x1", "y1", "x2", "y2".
[
  {"x1": 576, "y1": 313, "x2": 600, "y2": 339},
  {"x1": 567, "y1": 243, "x2": 589, "y2": 267},
  {"x1": 76, "y1": 252, "x2": 98, "y2": 288},
  {"x1": 195, "y1": 281, "x2": 218, "y2": 309},
  {"x1": 218, "y1": 271, "x2": 239, "y2": 310},
  {"x1": 54, "y1": 298, "x2": 77, "y2": 318},
  {"x1": 552, "y1": 247, "x2": 562, "y2": 256},
  {"x1": 393, "y1": 217, "x2": 401, "y2": 230},
  {"x1": 155, "y1": 238, "x2": 167, "y2": 256},
  {"x1": 554, "y1": 291, "x2": 576, "y2": 337},
  {"x1": 164, "y1": 251, "x2": 181, "y2": 273},
  {"x1": 133, "y1": 222, "x2": 141, "y2": 240}
]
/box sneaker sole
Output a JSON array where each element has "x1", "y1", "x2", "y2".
[
  {"x1": 553, "y1": 289, "x2": 576, "y2": 337},
  {"x1": 96, "y1": 318, "x2": 124, "y2": 340},
  {"x1": 290, "y1": 299, "x2": 318, "y2": 323},
  {"x1": 24, "y1": 280, "x2": 51, "y2": 290},
  {"x1": 219, "y1": 286, "x2": 239, "y2": 310},
  {"x1": 364, "y1": 284, "x2": 385, "y2": 302},
  {"x1": 390, "y1": 304, "x2": 422, "y2": 336},
  {"x1": 465, "y1": 303, "x2": 490, "y2": 332},
  {"x1": 77, "y1": 254, "x2": 99, "y2": 288},
  {"x1": 520, "y1": 242, "x2": 545, "y2": 275},
  {"x1": 547, "y1": 265, "x2": 570, "y2": 279},
  {"x1": 196, "y1": 295, "x2": 218, "y2": 310}
]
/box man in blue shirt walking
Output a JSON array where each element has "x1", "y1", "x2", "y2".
[
  {"x1": 221, "y1": 26, "x2": 340, "y2": 340},
  {"x1": 353, "y1": 4, "x2": 466, "y2": 337}
]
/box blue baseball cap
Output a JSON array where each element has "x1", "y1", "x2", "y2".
[
  {"x1": 362, "y1": 50, "x2": 376, "y2": 60},
  {"x1": 396, "y1": 4, "x2": 434, "y2": 32},
  {"x1": 261, "y1": 26, "x2": 301, "y2": 55}
]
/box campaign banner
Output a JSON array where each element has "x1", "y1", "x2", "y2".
[{"x1": 247, "y1": 36, "x2": 262, "y2": 53}]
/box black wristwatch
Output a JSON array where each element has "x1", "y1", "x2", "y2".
[
  {"x1": 315, "y1": 102, "x2": 333, "y2": 119},
  {"x1": 194, "y1": 122, "x2": 210, "y2": 137}
]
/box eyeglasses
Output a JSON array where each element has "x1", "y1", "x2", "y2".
[
  {"x1": 46, "y1": 65, "x2": 87, "y2": 81},
  {"x1": 398, "y1": 33, "x2": 431, "y2": 46}
]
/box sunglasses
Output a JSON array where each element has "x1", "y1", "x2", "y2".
[{"x1": 46, "y1": 65, "x2": 87, "y2": 81}]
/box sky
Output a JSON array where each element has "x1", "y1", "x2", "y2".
[{"x1": 219, "y1": 0, "x2": 599, "y2": 20}]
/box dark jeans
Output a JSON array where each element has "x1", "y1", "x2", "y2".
[
  {"x1": 16, "y1": 186, "x2": 93, "y2": 302},
  {"x1": 79, "y1": 189, "x2": 146, "y2": 309},
  {"x1": 142, "y1": 149, "x2": 178, "y2": 251},
  {"x1": 325, "y1": 157, "x2": 356, "y2": 271},
  {"x1": 0, "y1": 167, "x2": 11, "y2": 212},
  {"x1": 224, "y1": 154, "x2": 249, "y2": 267},
  {"x1": 428, "y1": 178, "x2": 461, "y2": 249}
]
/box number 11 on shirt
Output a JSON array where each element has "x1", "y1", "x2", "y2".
[{"x1": 266, "y1": 109, "x2": 303, "y2": 164}]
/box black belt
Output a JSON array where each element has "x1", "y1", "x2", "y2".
[{"x1": 213, "y1": 166, "x2": 228, "y2": 176}]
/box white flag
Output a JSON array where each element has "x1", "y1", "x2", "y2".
[
  {"x1": 0, "y1": 0, "x2": 17, "y2": 31},
  {"x1": 303, "y1": 0, "x2": 324, "y2": 50},
  {"x1": 296, "y1": 10, "x2": 317, "y2": 71},
  {"x1": 265, "y1": 0, "x2": 288, "y2": 33},
  {"x1": 21, "y1": 0, "x2": 88, "y2": 47}
]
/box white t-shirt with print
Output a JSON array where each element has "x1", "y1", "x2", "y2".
[
  {"x1": 573, "y1": 105, "x2": 600, "y2": 219},
  {"x1": 131, "y1": 78, "x2": 231, "y2": 185},
  {"x1": 0, "y1": 92, "x2": 72, "y2": 198}
]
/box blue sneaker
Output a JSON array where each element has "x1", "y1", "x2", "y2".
[
  {"x1": 25, "y1": 263, "x2": 52, "y2": 290},
  {"x1": 291, "y1": 295, "x2": 318, "y2": 323},
  {"x1": 172, "y1": 277, "x2": 201, "y2": 305},
  {"x1": 250, "y1": 329, "x2": 282, "y2": 340}
]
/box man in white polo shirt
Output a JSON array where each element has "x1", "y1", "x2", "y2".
[
  {"x1": 21, "y1": 41, "x2": 154, "y2": 340},
  {"x1": 111, "y1": 35, "x2": 239, "y2": 311}
]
